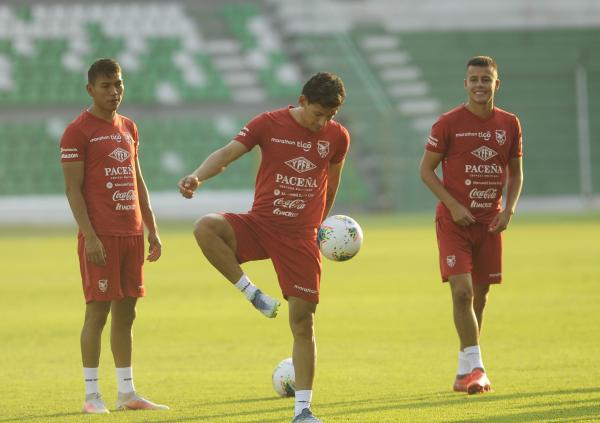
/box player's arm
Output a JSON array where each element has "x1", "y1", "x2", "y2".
[
  {"x1": 323, "y1": 160, "x2": 345, "y2": 219},
  {"x1": 178, "y1": 140, "x2": 249, "y2": 198},
  {"x1": 135, "y1": 157, "x2": 161, "y2": 262},
  {"x1": 62, "y1": 161, "x2": 106, "y2": 265},
  {"x1": 488, "y1": 156, "x2": 524, "y2": 233},
  {"x1": 419, "y1": 150, "x2": 476, "y2": 226}
]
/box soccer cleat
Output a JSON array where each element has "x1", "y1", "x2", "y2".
[
  {"x1": 466, "y1": 368, "x2": 493, "y2": 394},
  {"x1": 82, "y1": 392, "x2": 110, "y2": 414},
  {"x1": 250, "y1": 289, "x2": 280, "y2": 318},
  {"x1": 292, "y1": 408, "x2": 322, "y2": 423},
  {"x1": 116, "y1": 391, "x2": 170, "y2": 410},
  {"x1": 453, "y1": 374, "x2": 470, "y2": 392}
]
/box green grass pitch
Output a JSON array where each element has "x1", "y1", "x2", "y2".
[{"x1": 1, "y1": 213, "x2": 599, "y2": 422}]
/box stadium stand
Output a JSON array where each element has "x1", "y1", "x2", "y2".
[{"x1": 0, "y1": 0, "x2": 599, "y2": 222}]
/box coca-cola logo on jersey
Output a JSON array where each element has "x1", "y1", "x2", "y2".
[
  {"x1": 112, "y1": 190, "x2": 137, "y2": 201},
  {"x1": 469, "y1": 188, "x2": 498, "y2": 199},
  {"x1": 273, "y1": 198, "x2": 306, "y2": 210}
]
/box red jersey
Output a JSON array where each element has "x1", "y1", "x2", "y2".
[
  {"x1": 234, "y1": 107, "x2": 350, "y2": 236},
  {"x1": 60, "y1": 110, "x2": 143, "y2": 236},
  {"x1": 426, "y1": 105, "x2": 523, "y2": 223}
]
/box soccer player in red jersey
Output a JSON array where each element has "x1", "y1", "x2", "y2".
[
  {"x1": 179, "y1": 72, "x2": 349, "y2": 423},
  {"x1": 61, "y1": 59, "x2": 168, "y2": 413},
  {"x1": 419, "y1": 56, "x2": 524, "y2": 394}
]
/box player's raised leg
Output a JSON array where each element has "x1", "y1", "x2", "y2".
[
  {"x1": 289, "y1": 297, "x2": 321, "y2": 423},
  {"x1": 81, "y1": 301, "x2": 111, "y2": 414},
  {"x1": 193, "y1": 213, "x2": 279, "y2": 317}
]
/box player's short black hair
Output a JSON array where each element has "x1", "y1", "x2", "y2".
[
  {"x1": 301, "y1": 72, "x2": 345, "y2": 108},
  {"x1": 467, "y1": 56, "x2": 498, "y2": 74},
  {"x1": 88, "y1": 58, "x2": 121, "y2": 84}
]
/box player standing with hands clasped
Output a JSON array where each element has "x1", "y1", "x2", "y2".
[
  {"x1": 419, "y1": 56, "x2": 524, "y2": 394},
  {"x1": 179, "y1": 72, "x2": 350, "y2": 422},
  {"x1": 61, "y1": 58, "x2": 168, "y2": 413}
]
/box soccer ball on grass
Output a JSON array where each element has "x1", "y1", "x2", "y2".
[{"x1": 272, "y1": 358, "x2": 295, "y2": 397}]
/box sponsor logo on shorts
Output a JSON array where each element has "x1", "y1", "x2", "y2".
[
  {"x1": 98, "y1": 279, "x2": 108, "y2": 293},
  {"x1": 293, "y1": 284, "x2": 317, "y2": 294},
  {"x1": 446, "y1": 255, "x2": 456, "y2": 268}
]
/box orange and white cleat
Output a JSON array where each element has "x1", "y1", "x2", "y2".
[
  {"x1": 453, "y1": 375, "x2": 470, "y2": 392},
  {"x1": 466, "y1": 368, "x2": 493, "y2": 394},
  {"x1": 116, "y1": 391, "x2": 169, "y2": 410},
  {"x1": 82, "y1": 392, "x2": 110, "y2": 414}
]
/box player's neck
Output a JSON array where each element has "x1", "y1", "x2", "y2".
[
  {"x1": 288, "y1": 107, "x2": 307, "y2": 128},
  {"x1": 88, "y1": 105, "x2": 117, "y2": 122},
  {"x1": 465, "y1": 101, "x2": 494, "y2": 119}
]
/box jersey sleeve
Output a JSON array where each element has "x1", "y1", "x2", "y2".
[
  {"x1": 60, "y1": 123, "x2": 86, "y2": 162},
  {"x1": 510, "y1": 116, "x2": 523, "y2": 158},
  {"x1": 331, "y1": 125, "x2": 350, "y2": 164},
  {"x1": 233, "y1": 113, "x2": 267, "y2": 150},
  {"x1": 130, "y1": 120, "x2": 140, "y2": 158},
  {"x1": 425, "y1": 117, "x2": 450, "y2": 154}
]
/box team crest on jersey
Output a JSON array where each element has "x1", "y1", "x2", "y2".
[
  {"x1": 98, "y1": 279, "x2": 108, "y2": 293},
  {"x1": 109, "y1": 147, "x2": 130, "y2": 163},
  {"x1": 495, "y1": 129, "x2": 506, "y2": 146},
  {"x1": 317, "y1": 140, "x2": 330, "y2": 158},
  {"x1": 285, "y1": 157, "x2": 317, "y2": 173},
  {"x1": 446, "y1": 255, "x2": 456, "y2": 268},
  {"x1": 471, "y1": 146, "x2": 497, "y2": 161}
]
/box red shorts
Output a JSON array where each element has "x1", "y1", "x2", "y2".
[
  {"x1": 77, "y1": 234, "x2": 145, "y2": 303},
  {"x1": 435, "y1": 216, "x2": 502, "y2": 285},
  {"x1": 223, "y1": 213, "x2": 322, "y2": 303}
]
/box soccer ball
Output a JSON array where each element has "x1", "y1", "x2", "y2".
[
  {"x1": 318, "y1": 215, "x2": 363, "y2": 261},
  {"x1": 272, "y1": 358, "x2": 295, "y2": 397}
]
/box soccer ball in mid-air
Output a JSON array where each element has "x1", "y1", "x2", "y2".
[
  {"x1": 272, "y1": 358, "x2": 295, "y2": 397},
  {"x1": 318, "y1": 215, "x2": 363, "y2": 261}
]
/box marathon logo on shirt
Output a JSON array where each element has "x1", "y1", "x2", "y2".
[
  {"x1": 426, "y1": 136, "x2": 438, "y2": 147},
  {"x1": 271, "y1": 138, "x2": 312, "y2": 152},
  {"x1": 60, "y1": 147, "x2": 79, "y2": 159},
  {"x1": 90, "y1": 133, "x2": 124, "y2": 143},
  {"x1": 285, "y1": 157, "x2": 317, "y2": 173},
  {"x1": 456, "y1": 131, "x2": 492, "y2": 141}
]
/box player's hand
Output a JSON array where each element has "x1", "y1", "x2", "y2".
[
  {"x1": 147, "y1": 231, "x2": 162, "y2": 262},
  {"x1": 84, "y1": 234, "x2": 107, "y2": 266},
  {"x1": 488, "y1": 210, "x2": 512, "y2": 233},
  {"x1": 178, "y1": 174, "x2": 201, "y2": 198},
  {"x1": 449, "y1": 203, "x2": 476, "y2": 227}
]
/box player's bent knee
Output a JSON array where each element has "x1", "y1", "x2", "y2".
[{"x1": 193, "y1": 214, "x2": 222, "y2": 242}]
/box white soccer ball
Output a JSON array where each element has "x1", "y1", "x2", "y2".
[
  {"x1": 318, "y1": 215, "x2": 363, "y2": 261},
  {"x1": 272, "y1": 358, "x2": 295, "y2": 397}
]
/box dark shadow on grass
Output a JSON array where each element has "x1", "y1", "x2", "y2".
[{"x1": 0, "y1": 412, "x2": 82, "y2": 422}]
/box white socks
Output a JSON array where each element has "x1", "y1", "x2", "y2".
[
  {"x1": 463, "y1": 345, "x2": 485, "y2": 372},
  {"x1": 457, "y1": 350, "x2": 470, "y2": 375},
  {"x1": 234, "y1": 274, "x2": 258, "y2": 301},
  {"x1": 294, "y1": 390, "x2": 312, "y2": 417},
  {"x1": 83, "y1": 367, "x2": 99, "y2": 395},
  {"x1": 116, "y1": 367, "x2": 135, "y2": 394}
]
